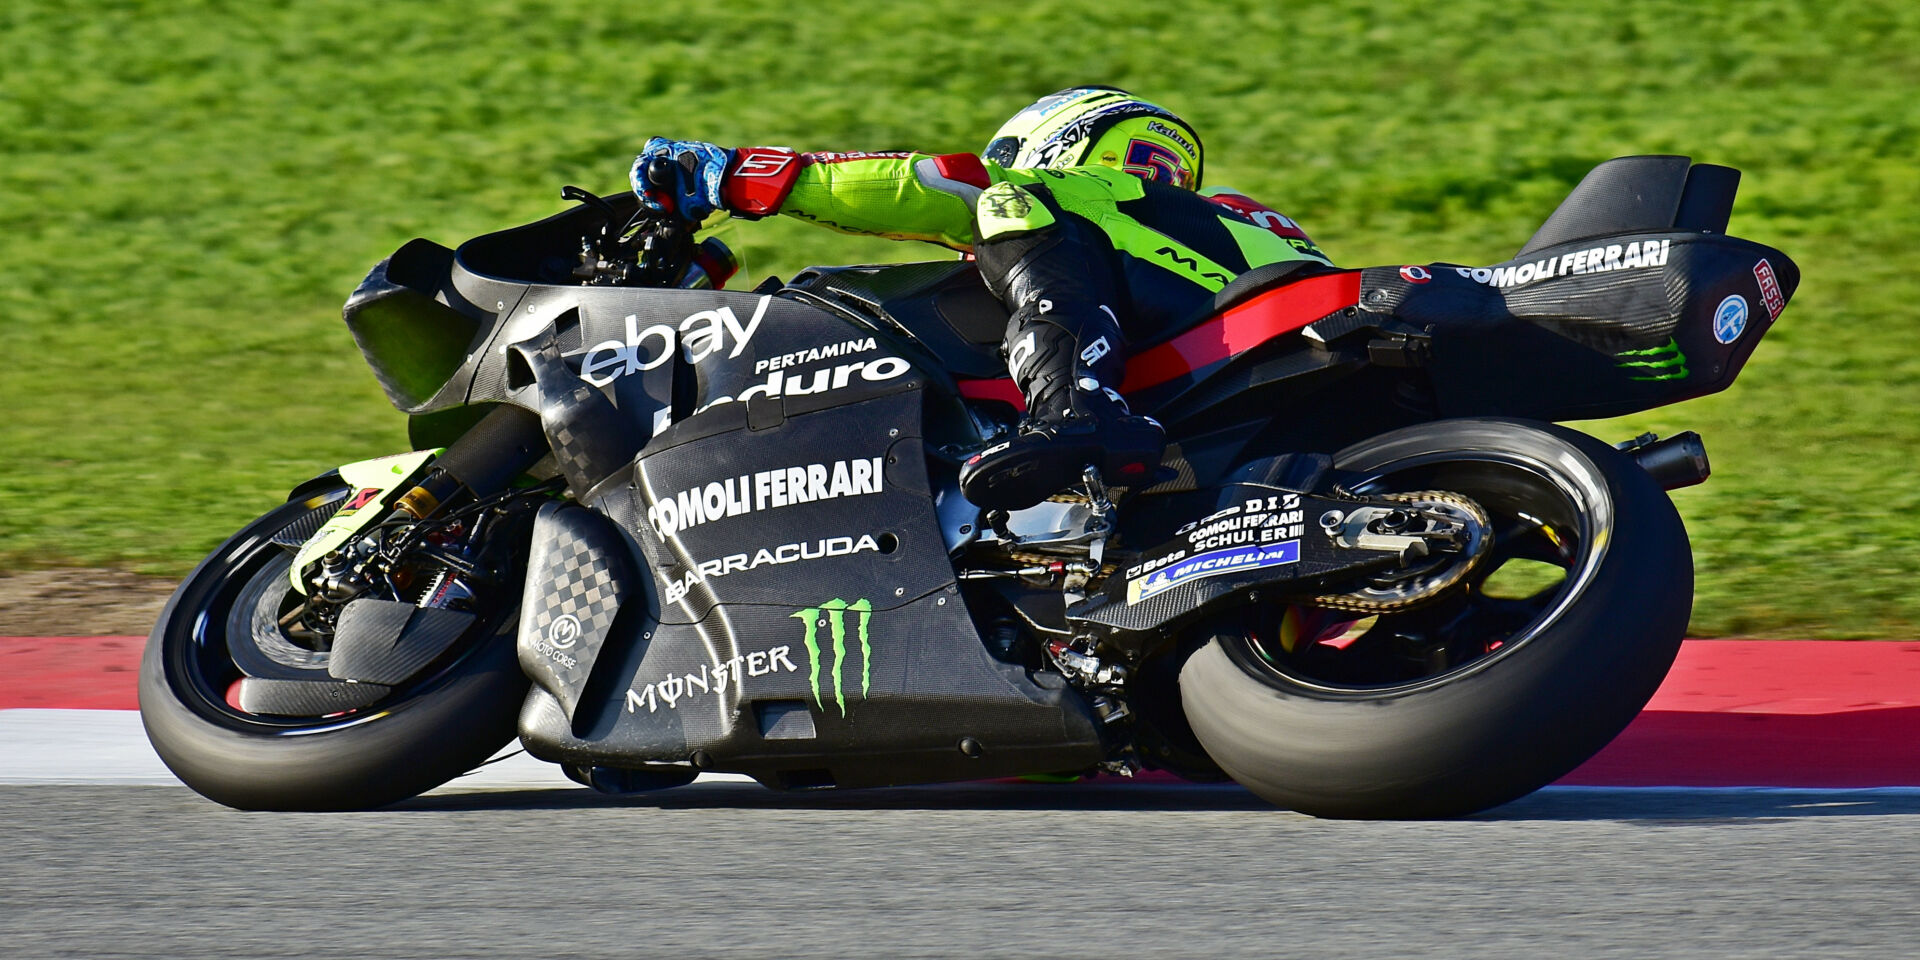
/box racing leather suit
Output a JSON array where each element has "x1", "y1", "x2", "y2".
[{"x1": 719, "y1": 148, "x2": 1332, "y2": 506}]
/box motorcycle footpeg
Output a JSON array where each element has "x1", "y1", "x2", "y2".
[{"x1": 960, "y1": 432, "x2": 1163, "y2": 510}]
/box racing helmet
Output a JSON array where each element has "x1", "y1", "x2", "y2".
[{"x1": 982, "y1": 86, "x2": 1204, "y2": 189}]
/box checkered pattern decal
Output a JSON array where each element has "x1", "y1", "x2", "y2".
[
  {"x1": 510, "y1": 334, "x2": 641, "y2": 495},
  {"x1": 519, "y1": 502, "x2": 637, "y2": 717},
  {"x1": 530, "y1": 527, "x2": 625, "y2": 640},
  {"x1": 544, "y1": 380, "x2": 635, "y2": 493}
]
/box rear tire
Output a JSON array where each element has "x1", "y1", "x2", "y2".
[
  {"x1": 1178, "y1": 418, "x2": 1690, "y2": 818},
  {"x1": 139, "y1": 485, "x2": 529, "y2": 811}
]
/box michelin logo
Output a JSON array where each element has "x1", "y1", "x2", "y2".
[{"x1": 1126, "y1": 541, "x2": 1300, "y2": 605}]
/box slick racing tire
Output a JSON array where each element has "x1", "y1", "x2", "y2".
[
  {"x1": 1178, "y1": 418, "x2": 1691, "y2": 819},
  {"x1": 139, "y1": 484, "x2": 529, "y2": 811}
]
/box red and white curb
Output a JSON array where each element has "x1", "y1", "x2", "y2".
[{"x1": 4, "y1": 638, "x2": 1919, "y2": 790}]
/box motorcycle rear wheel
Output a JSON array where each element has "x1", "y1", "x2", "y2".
[
  {"x1": 1178, "y1": 418, "x2": 1691, "y2": 818},
  {"x1": 139, "y1": 484, "x2": 529, "y2": 811}
]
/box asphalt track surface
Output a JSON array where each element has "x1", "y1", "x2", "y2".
[
  {"x1": 7, "y1": 640, "x2": 1920, "y2": 958},
  {"x1": 6, "y1": 781, "x2": 1920, "y2": 959}
]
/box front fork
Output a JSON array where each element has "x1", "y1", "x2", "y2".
[{"x1": 289, "y1": 405, "x2": 551, "y2": 594}]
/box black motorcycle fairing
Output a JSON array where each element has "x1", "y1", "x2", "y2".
[
  {"x1": 1517, "y1": 155, "x2": 1738, "y2": 256},
  {"x1": 343, "y1": 239, "x2": 491, "y2": 414},
  {"x1": 518, "y1": 586, "x2": 1107, "y2": 787},
  {"x1": 485, "y1": 304, "x2": 1105, "y2": 783},
  {"x1": 1356, "y1": 230, "x2": 1799, "y2": 422},
  {"x1": 351, "y1": 161, "x2": 1794, "y2": 794},
  {"x1": 618, "y1": 391, "x2": 951, "y2": 624},
  {"x1": 781, "y1": 260, "x2": 1009, "y2": 380},
  {"x1": 504, "y1": 331, "x2": 645, "y2": 494}
]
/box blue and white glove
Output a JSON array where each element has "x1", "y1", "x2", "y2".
[{"x1": 630, "y1": 136, "x2": 731, "y2": 222}]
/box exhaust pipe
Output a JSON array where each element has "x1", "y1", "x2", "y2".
[{"x1": 1619, "y1": 431, "x2": 1710, "y2": 490}]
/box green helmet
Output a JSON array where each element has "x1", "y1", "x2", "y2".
[{"x1": 982, "y1": 86, "x2": 1204, "y2": 189}]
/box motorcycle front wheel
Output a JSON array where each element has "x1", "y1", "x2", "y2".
[
  {"x1": 139, "y1": 483, "x2": 529, "y2": 811},
  {"x1": 1178, "y1": 418, "x2": 1691, "y2": 819}
]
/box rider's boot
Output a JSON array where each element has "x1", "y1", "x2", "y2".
[{"x1": 959, "y1": 301, "x2": 1166, "y2": 510}]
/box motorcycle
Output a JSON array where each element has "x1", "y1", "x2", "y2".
[{"x1": 140, "y1": 156, "x2": 1796, "y2": 817}]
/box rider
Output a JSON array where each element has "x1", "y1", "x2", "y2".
[{"x1": 632, "y1": 86, "x2": 1332, "y2": 510}]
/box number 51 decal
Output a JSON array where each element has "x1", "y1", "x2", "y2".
[{"x1": 1124, "y1": 139, "x2": 1193, "y2": 188}]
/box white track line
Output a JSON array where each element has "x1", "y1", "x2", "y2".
[{"x1": 0, "y1": 708, "x2": 754, "y2": 790}]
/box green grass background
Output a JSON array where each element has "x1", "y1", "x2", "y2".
[{"x1": 2, "y1": 0, "x2": 1916, "y2": 636}]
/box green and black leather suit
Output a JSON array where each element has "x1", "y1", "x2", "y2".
[
  {"x1": 719, "y1": 147, "x2": 1331, "y2": 503},
  {"x1": 731, "y1": 150, "x2": 1329, "y2": 342}
]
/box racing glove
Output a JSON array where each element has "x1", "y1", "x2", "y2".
[
  {"x1": 631, "y1": 137, "x2": 803, "y2": 223},
  {"x1": 631, "y1": 137, "x2": 731, "y2": 222}
]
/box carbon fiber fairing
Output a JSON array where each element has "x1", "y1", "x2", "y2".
[
  {"x1": 516, "y1": 384, "x2": 1104, "y2": 782},
  {"x1": 1359, "y1": 231, "x2": 1798, "y2": 421}
]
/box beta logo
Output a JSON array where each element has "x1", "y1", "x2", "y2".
[{"x1": 1712, "y1": 294, "x2": 1749, "y2": 345}]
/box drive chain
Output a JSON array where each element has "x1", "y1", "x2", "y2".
[{"x1": 1305, "y1": 490, "x2": 1494, "y2": 615}]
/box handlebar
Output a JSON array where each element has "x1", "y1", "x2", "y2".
[{"x1": 560, "y1": 184, "x2": 697, "y2": 288}]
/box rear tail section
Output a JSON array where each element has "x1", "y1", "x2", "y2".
[{"x1": 1359, "y1": 156, "x2": 1798, "y2": 422}]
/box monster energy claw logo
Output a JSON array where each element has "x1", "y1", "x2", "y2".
[
  {"x1": 791, "y1": 598, "x2": 872, "y2": 717},
  {"x1": 1616, "y1": 337, "x2": 1688, "y2": 382}
]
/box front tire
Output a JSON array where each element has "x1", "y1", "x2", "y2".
[
  {"x1": 1178, "y1": 418, "x2": 1691, "y2": 818},
  {"x1": 139, "y1": 485, "x2": 530, "y2": 811}
]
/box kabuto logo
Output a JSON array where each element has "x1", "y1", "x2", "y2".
[
  {"x1": 791, "y1": 598, "x2": 873, "y2": 717},
  {"x1": 1145, "y1": 120, "x2": 1196, "y2": 157},
  {"x1": 572, "y1": 295, "x2": 772, "y2": 388}
]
